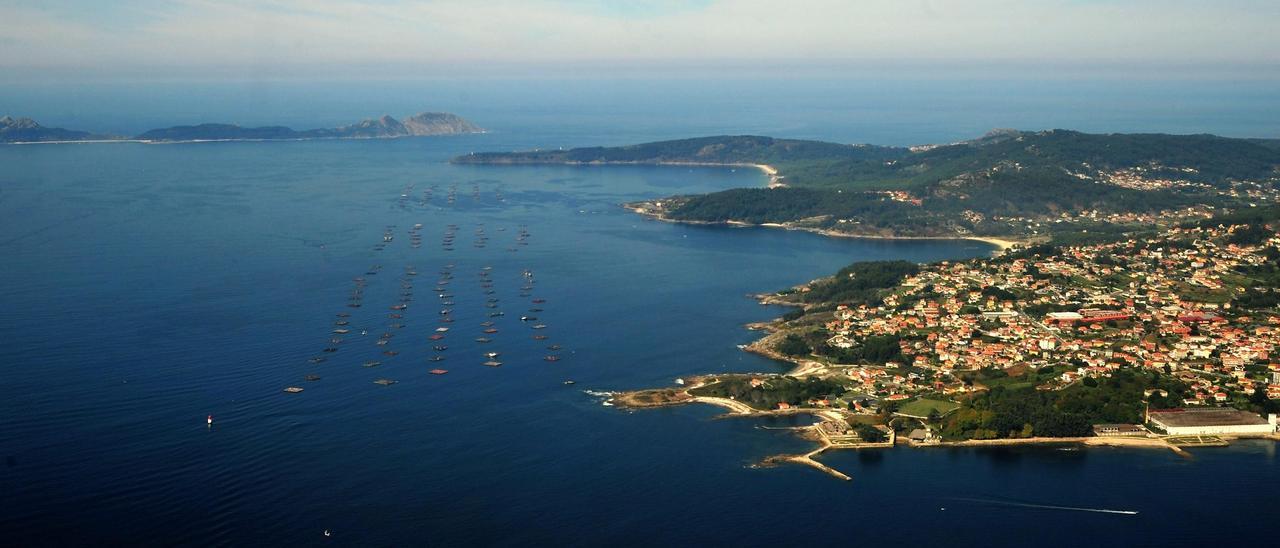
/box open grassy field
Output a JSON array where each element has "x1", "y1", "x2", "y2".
[{"x1": 896, "y1": 398, "x2": 961, "y2": 418}]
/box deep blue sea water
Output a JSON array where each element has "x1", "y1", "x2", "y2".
[{"x1": 2, "y1": 87, "x2": 1279, "y2": 546}]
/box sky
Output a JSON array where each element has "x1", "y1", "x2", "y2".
[{"x1": 2, "y1": 0, "x2": 1279, "y2": 81}]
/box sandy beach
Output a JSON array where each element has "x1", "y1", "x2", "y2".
[{"x1": 627, "y1": 205, "x2": 1022, "y2": 255}]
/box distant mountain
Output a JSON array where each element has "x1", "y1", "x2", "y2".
[
  {"x1": 0, "y1": 115, "x2": 111, "y2": 143},
  {"x1": 134, "y1": 111, "x2": 483, "y2": 142}
]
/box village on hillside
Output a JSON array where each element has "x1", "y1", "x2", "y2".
[{"x1": 618, "y1": 213, "x2": 1280, "y2": 455}]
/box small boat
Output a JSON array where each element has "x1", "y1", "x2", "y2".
[
  {"x1": 488, "y1": 312, "x2": 504, "y2": 317},
  {"x1": 309, "y1": 356, "x2": 327, "y2": 363},
  {"x1": 284, "y1": 386, "x2": 305, "y2": 393},
  {"x1": 480, "y1": 321, "x2": 495, "y2": 327},
  {"x1": 390, "y1": 304, "x2": 407, "y2": 310},
  {"x1": 329, "y1": 338, "x2": 343, "y2": 344},
  {"x1": 430, "y1": 356, "x2": 446, "y2": 362},
  {"x1": 332, "y1": 328, "x2": 351, "y2": 334},
  {"x1": 440, "y1": 317, "x2": 454, "y2": 323},
  {"x1": 323, "y1": 347, "x2": 339, "y2": 352},
  {"x1": 441, "y1": 301, "x2": 454, "y2": 306},
  {"x1": 475, "y1": 337, "x2": 492, "y2": 343},
  {"x1": 485, "y1": 351, "x2": 501, "y2": 358},
  {"x1": 485, "y1": 303, "x2": 498, "y2": 308},
  {"x1": 382, "y1": 350, "x2": 399, "y2": 356},
  {"x1": 440, "y1": 309, "x2": 452, "y2": 315},
  {"x1": 347, "y1": 303, "x2": 361, "y2": 308},
  {"x1": 563, "y1": 380, "x2": 576, "y2": 385},
  {"x1": 433, "y1": 345, "x2": 448, "y2": 351},
  {"x1": 532, "y1": 299, "x2": 546, "y2": 304},
  {"x1": 363, "y1": 361, "x2": 382, "y2": 368},
  {"x1": 335, "y1": 320, "x2": 349, "y2": 326},
  {"x1": 520, "y1": 316, "x2": 537, "y2": 321},
  {"x1": 388, "y1": 313, "x2": 403, "y2": 319},
  {"x1": 304, "y1": 375, "x2": 321, "y2": 381},
  {"x1": 531, "y1": 324, "x2": 547, "y2": 329},
  {"x1": 373, "y1": 379, "x2": 398, "y2": 386},
  {"x1": 337, "y1": 312, "x2": 351, "y2": 317},
  {"x1": 430, "y1": 369, "x2": 448, "y2": 375},
  {"x1": 482, "y1": 360, "x2": 503, "y2": 367},
  {"x1": 429, "y1": 334, "x2": 445, "y2": 340},
  {"x1": 533, "y1": 335, "x2": 548, "y2": 340},
  {"x1": 483, "y1": 328, "x2": 498, "y2": 334},
  {"x1": 390, "y1": 323, "x2": 405, "y2": 329},
  {"x1": 546, "y1": 345, "x2": 562, "y2": 351},
  {"x1": 435, "y1": 327, "x2": 449, "y2": 332},
  {"x1": 376, "y1": 339, "x2": 389, "y2": 346},
  {"x1": 528, "y1": 308, "x2": 543, "y2": 312},
  {"x1": 544, "y1": 355, "x2": 560, "y2": 362}
]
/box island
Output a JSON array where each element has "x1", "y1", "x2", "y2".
[
  {"x1": 459, "y1": 132, "x2": 1280, "y2": 479},
  {"x1": 134, "y1": 112, "x2": 483, "y2": 142},
  {"x1": 1, "y1": 111, "x2": 482, "y2": 144},
  {"x1": 0, "y1": 115, "x2": 116, "y2": 143}
]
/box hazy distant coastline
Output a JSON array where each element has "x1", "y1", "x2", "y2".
[{"x1": 0, "y1": 112, "x2": 483, "y2": 144}]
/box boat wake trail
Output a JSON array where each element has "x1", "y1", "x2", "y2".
[{"x1": 952, "y1": 497, "x2": 1138, "y2": 515}]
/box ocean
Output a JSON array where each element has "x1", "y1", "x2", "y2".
[{"x1": 2, "y1": 79, "x2": 1278, "y2": 546}]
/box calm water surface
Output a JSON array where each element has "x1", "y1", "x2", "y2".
[{"x1": 1, "y1": 131, "x2": 1276, "y2": 546}]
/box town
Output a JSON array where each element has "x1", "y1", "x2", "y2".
[{"x1": 615, "y1": 208, "x2": 1280, "y2": 471}]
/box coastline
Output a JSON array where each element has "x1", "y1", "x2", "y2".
[
  {"x1": 626, "y1": 204, "x2": 1020, "y2": 255},
  {"x1": 453, "y1": 158, "x2": 786, "y2": 186}
]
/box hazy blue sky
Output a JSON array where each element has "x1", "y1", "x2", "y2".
[{"x1": 3, "y1": 0, "x2": 1278, "y2": 80}]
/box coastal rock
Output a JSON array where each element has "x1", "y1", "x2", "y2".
[{"x1": 401, "y1": 112, "x2": 485, "y2": 135}]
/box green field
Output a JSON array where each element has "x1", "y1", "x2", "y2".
[{"x1": 896, "y1": 398, "x2": 961, "y2": 418}]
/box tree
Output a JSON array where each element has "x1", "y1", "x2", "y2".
[
  {"x1": 856, "y1": 424, "x2": 887, "y2": 443},
  {"x1": 777, "y1": 334, "x2": 811, "y2": 357}
]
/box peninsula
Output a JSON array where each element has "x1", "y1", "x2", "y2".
[
  {"x1": 455, "y1": 131, "x2": 1280, "y2": 245},
  {"x1": 1, "y1": 111, "x2": 482, "y2": 144}
]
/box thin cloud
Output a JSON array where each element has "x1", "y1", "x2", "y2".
[{"x1": 1, "y1": 0, "x2": 1277, "y2": 71}]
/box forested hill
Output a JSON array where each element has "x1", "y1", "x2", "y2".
[
  {"x1": 458, "y1": 130, "x2": 1280, "y2": 240},
  {"x1": 452, "y1": 135, "x2": 905, "y2": 170},
  {"x1": 455, "y1": 130, "x2": 1280, "y2": 189}
]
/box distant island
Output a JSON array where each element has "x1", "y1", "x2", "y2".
[
  {"x1": 455, "y1": 131, "x2": 1280, "y2": 246},
  {"x1": 0, "y1": 115, "x2": 116, "y2": 143},
  {"x1": 1, "y1": 111, "x2": 482, "y2": 144}
]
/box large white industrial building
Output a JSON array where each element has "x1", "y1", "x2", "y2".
[{"x1": 1148, "y1": 408, "x2": 1278, "y2": 436}]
